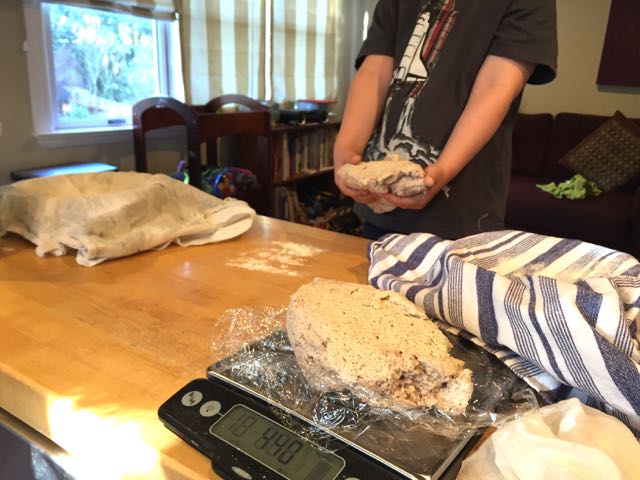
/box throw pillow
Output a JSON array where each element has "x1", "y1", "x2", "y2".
[{"x1": 558, "y1": 111, "x2": 640, "y2": 192}]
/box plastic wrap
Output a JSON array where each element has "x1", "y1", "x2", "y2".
[
  {"x1": 458, "y1": 398, "x2": 640, "y2": 480},
  {"x1": 31, "y1": 447, "x2": 75, "y2": 480},
  {"x1": 210, "y1": 306, "x2": 539, "y2": 476}
]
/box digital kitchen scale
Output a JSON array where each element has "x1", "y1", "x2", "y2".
[{"x1": 159, "y1": 331, "x2": 533, "y2": 480}]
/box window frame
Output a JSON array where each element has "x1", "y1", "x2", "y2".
[{"x1": 22, "y1": 0, "x2": 184, "y2": 148}]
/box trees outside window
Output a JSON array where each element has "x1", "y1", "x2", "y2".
[
  {"x1": 24, "y1": 0, "x2": 182, "y2": 138},
  {"x1": 48, "y1": 3, "x2": 160, "y2": 127}
]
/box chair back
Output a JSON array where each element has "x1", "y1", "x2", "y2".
[
  {"x1": 200, "y1": 94, "x2": 270, "y2": 165},
  {"x1": 132, "y1": 97, "x2": 198, "y2": 173},
  {"x1": 131, "y1": 95, "x2": 273, "y2": 214},
  {"x1": 197, "y1": 96, "x2": 272, "y2": 214}
]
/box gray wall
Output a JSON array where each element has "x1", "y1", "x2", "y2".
[
  {"x1": 521, "y1": 0, "x2": 640, "y2": 116},
  {"x1": 336, "y1": 0, "x2": 377, "y2": 113}
]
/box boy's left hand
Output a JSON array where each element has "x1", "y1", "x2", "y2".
[{"x1": 382, "y1": 164, "x2": 439, "y2": 210}]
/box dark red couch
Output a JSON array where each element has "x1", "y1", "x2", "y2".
[{"x1": 506, "y1": 112, "x2": 640, "y2": 258}]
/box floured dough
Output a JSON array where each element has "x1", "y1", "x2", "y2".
[
  {"x1": 286, "y1": 278, "x2": 474, "y2": 415},
  {"x1": 336, "y1": 154, "x2": 426, "y2": 213}
]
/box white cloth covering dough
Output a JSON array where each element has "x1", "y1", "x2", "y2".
[
  {"x1": 336, "y1": 154, "x2": 426, "y2": 213},
  {"x1": 0, "y1": 171, "x2": 256, "y2": 266}
]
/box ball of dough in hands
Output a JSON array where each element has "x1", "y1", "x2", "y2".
[{"x1": 336, "y1": 154, "x2": 427, "y2": 213}]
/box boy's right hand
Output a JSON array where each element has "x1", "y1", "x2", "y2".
[{"x1": 333, "y1": 147, "x2": 381, "y2": 204}]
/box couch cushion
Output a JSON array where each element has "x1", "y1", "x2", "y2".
[
  {"x1": 506, "y1": 175, "x2": 632, "y2": 251},
  {"x1": 511, "y1": 113, "x2": 553, "y2": 177},
  {"x1": 558, "y1": 111, "x2": 640, "y2": 192}
]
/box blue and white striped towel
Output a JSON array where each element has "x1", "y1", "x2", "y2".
[{"x1": 368, "y1": 230, "x2": 640, "y2": 433}]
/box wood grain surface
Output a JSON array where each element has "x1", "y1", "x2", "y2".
[{"x1": 0, "y1": 216, "x2": 370, "y2": 479}]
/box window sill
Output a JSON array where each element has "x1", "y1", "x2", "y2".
[
  {"x1": 34, "y1": 125, "x2": 185, "y2": 149},
  {"x1": 34, "y1": 126, "x2": 133, "y2": 148}
]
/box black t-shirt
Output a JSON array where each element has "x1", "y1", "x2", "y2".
[{"x1": 354, "y1": 0, "x2": 558, "y2": 239}]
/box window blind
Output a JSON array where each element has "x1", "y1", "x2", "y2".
[
  {"x1": 271, "y1": 0, "x2": 342, "y2": 104},
  {"x1": 44, "y1": 0, "x2": 179, "y2": 20},
  {"x1": 181, "y1": 0, "x2": 266, "y2": 104},
  {"x1": 180, "y1": 0, "x2": 343, "y2": 104}
]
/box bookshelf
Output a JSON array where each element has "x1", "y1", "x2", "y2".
[
  {"x1": 133, "y1": 95, "x2": 354, "y2": 233},
  {"x1": 270, "y1": 121, "x2": 339, "y2": 184},
  {"x1": 131, "y1": 96, "x2": 359, "y2": 233},
  {"x1": 269, "y1": 120, "x2": 362, "y2": 235}
]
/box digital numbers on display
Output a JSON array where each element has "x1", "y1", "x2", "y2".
[{"x1": 210, "y1": 405, "x2": 344, "y2": 480}]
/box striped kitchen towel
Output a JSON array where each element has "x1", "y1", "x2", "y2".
[{"x1": 367, "y1": 230, "x2": 640, "y2": 433}]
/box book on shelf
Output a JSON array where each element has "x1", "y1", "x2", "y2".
[
  {"x1": 273, "y1": 186, "x2": 307, "y2": 224},
  {"x1": 272, "y1": 124, "x2": 338, "y2": 182},
  {"x1": 272, "y1": 186, "x2": 362, "y2": 235}
]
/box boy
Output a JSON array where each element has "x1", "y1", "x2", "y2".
[{"x1": 335, "y1": 0, "x2": 558, "y2": 240}]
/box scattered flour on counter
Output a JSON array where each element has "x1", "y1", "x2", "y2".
[{"x1": 226, "y1": 241, "x2": 325, "y2": 276}]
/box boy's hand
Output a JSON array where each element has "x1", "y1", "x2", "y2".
[
  {"x1": 333, "y1": 147, "x2": 381, "y2": 204},
  {"x1": 382, "y1": 163, "x2": 439, "y2": 210}
]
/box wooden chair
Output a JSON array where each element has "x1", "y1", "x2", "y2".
[
  {"x1": 201, "y1": 95, "x2": 272, "y2": 212},
  {"x1": 132, "y1": 95, "x2": 272, "y2": 213},
  {"x1": 132, "y1": 97, "x2": 200, "y2": 179}
]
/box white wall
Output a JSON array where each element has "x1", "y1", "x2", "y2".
[{"x1": 521, "y1": 0, "x2": 640, "y2": 117}]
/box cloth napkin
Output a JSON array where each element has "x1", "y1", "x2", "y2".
[
  {"x1": 0, "y1": 171, "x2": 256, "y2": 266},
  {"x1": 367, "y1": 230, "x2": 640, "y2": 433}
]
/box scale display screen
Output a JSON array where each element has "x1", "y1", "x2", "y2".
[{"x1": 210, "y1": 404, "x2": 345, "y2": 480}]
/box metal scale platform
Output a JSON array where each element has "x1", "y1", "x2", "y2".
[{"x1": 159, "y1": 331, "x2": 533, "y2": 480}]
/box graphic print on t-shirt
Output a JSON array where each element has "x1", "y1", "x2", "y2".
[{"x1": 365, "y1": 0, "x2": 458, "y2": 168}]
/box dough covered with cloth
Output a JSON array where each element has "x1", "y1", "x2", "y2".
[{"x1": 0, "y1": 171, "x2": 256, "y2": 266}]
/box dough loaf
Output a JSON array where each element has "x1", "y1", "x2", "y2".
[
  {"x1": 336, "y1": 154, "x2": 426, "y2": 213},
  {"x1": 286, "y1": 278, "x2": 473, "y2": 415}
]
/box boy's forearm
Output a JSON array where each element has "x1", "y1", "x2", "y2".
[
  {"x1": 333, "y1": 55, "x2": 394, "y2": 202},
  {"x1": 433, "y1": 55, "x2": 536, "y2": 187},
  {"x1": 335, "y1": 55, "x2": 394, "y2": 155}
]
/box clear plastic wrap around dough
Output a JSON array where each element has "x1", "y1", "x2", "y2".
[{"x1": 209, "y1": 306, "x2": 539, "y2": 450}]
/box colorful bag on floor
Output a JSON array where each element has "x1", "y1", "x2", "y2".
[{"x1": 175, "y1": 161, "x2": 259, "y2": 199}]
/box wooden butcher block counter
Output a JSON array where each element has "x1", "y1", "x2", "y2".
[{"x1": 0, "y1": 216, "x2": 371, "y2": 479}]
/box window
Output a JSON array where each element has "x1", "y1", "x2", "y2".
[{"x1": 23, "y1": 0, "x2": 184, "y2": 146}]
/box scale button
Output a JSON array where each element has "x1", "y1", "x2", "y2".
[
  {"x1": 180, "y1": 390, "x2": 203, "y2": 407},
  {"x1": 199, "y1": 400, "x2": 222, "y2": 417},
  {"x1": 231, "y1": 466, "x2": 253, "y2": 479}
]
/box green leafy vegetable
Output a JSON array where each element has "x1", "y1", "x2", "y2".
[{"x1": 536, "y1": 174, "x2": 602, "y2": 200}]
